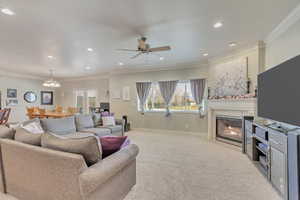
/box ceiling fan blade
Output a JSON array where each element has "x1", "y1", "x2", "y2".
[
  {"x1": 131, "y1": 52, "x2": 143, "y2": 59},
  {"x1": 149, "y1": 46, "x2": 171, "y2": 52},
  {"x1": 116, "y1": 49, "x2": 139, "y2": 52}
]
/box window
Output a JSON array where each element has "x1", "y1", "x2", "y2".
[
  {"x1": 141, "y1": 81, "x2": 202, "y2": 112},
  {"x1": 74, "y1": 89, "x2": 98, "y2": 114}
]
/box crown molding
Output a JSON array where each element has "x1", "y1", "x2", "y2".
[
  {"x1": 0, "y1": 69, "x2": 44, "y2": 80},
  {"x1": 265, "y1": 3, "x2": 300, "y2": 44},
  {"x1": 59, "y1": 73, "x2": 110, "y2": 82}
]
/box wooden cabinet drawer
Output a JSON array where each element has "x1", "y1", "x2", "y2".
[{"x1": 269, "y1": 129, "x2": 287, "y2": 153}]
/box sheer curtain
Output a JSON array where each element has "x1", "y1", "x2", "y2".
[
  {"x1": 190, "y1": 79, "x2": 206, "y2": 117},
  {"x1": 158, "y1": 80, "x2": 178, "y2": 117},
  {"x1": 136, "y1": 82, "x2": 152, "y2": 114}
]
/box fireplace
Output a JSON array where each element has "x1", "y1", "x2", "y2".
[{"x1": 216, "y1": 116, "x2": 243, "y2": 146}]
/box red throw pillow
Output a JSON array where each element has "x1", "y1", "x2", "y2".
[{"x1": 100, "y1": 136, "x2": 128, "y2": 158}]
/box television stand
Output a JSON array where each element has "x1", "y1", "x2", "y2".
[{"x1": 244, "y1": 119, "x2": 288, "y2": 200}]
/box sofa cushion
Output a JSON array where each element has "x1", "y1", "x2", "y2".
[
  {"x1": 92, "y1": 113, "x2": 102, "y2": 127},
  {"x1": 100, "y1": 136, "x2": 128, "y2": 158},
  {"x1": 0, "y1": 125, "x2": 15, "y2": 139},
  {"x1": 41, "y1": 132, "x2": 102, "y2": 166},
  {"x1": 80, "y1": 128, "x2": 111, "y2": 137},
  {"x1": 22, "y1": 118, "x2": 40, "y2": 126},
  {"x1": 105, "y1": 125, "x2": 123, "y2": 134},
  {"x1": 21, "y1": 119, "x2": 44, "y2": 134},
  {"x1": 102, "y1": 116, "x2": 116, "y2": 126},
  {"x1": 14, "y1": 128, "x2": 42, "y2": 146},
  {"x1": 75, "y1": 114, "x2": 94, "y2": 131},
  {"x1": 41, "y1": 116, "x2": 76, "y2": 135}
]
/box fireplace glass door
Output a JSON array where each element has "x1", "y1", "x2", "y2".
[{"x1": 216, "y1": 116, "x2": 243, "y2": 144}]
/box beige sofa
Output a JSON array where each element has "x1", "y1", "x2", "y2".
[{"x1": 0, "y1": 126, "x2": 139, "y2": 200}]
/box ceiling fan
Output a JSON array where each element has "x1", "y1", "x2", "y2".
[{"x1": 117, "y1": 37, "x2": 171, "y2": 59}]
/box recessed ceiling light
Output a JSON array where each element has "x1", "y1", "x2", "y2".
[
  {"x1": 1, "y1": 8, "x2": 15, "y2": 16},
  {"x1": 87, "y1": 48, "x2": 93, "y2": 52},
  {"x1": 159, "y1": 57, "x2": 164, "y2": 61},
  {"x1": 213, "y1": 22, "x2": 223, "y2": 28},
  {"x1": 119, "y1": 62, "x2": 124, "y2": 66},
  {"x1": 85, "y1": 66, "x2": 91, "y2": 70},
  {"x1": 229, "y1": 42, "x2": 237, "y2": 47},
  {"x1": 47, "y1": 55, "x2": 54, "y2": 59},
  {"x1": 203, "y1": 53, "x2": 209, "y2": 57}
]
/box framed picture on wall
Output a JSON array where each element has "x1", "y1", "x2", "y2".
[
  {"x1": 7, "y1": 89, "x2": 17, "y2": 98},
  {"x1": 6, "y1": 99, "x2": 18, "y2": 107},
  {"x1": 41, "y1": 91, "x2": 53, "y2": 105},
  {"x1": 122, "y1": 86, "x2": 130, "y2": 101}
]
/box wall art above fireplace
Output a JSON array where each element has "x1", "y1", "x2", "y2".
[{"x1": 211, "y1": 58, "x2": 248, "y2": 97}]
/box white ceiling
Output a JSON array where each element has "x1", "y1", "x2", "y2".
[{"x1": 0, "y1": 0, "x2": 299, "y2": 78}]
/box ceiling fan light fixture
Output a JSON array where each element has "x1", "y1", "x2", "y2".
[
  {"x1": 119, "y1": 62, "x2": 124, "y2": 66},
  {"x1": 1, "y1": 8, "x2": 15, "y2": 16},
  {"x1": 213, "y1": 22, "x2": 223, "y2": 28},
  {"x1": 87, "y1": 48, "x2": 93, "y2": 52},
  {"x1": 159, "y1": 57, "x2": 164, "y2": 60},
  {"x1": 229, "y1": 42, "x2": 237, "y2": 47}
]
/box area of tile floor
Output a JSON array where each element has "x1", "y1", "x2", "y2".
[{"x1": 124, "y1": 130, "x2": 281, "y2": 200}]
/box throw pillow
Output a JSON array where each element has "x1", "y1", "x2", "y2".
[
  {"x1": 14, "y1": 128, "x2": 42, "y2": 146},
  {"x1": 100, "y1": 136, "x2": 128, "y2": 158},
  {"x1": 75, "y1": 114, "x2": 94, "y2": 131},
  {"x1": 102, "y1": 116, "x2": 116, "y2": 126},
  {"x1": 40, "y1": 116, "x2": 77, "y2": 135},
  {"x1": 21, "y1": 119, "x2": 44, "y2": 134},
  {"x1": 92, "y1": 113, "x2": 102, "y2": 127},
  {"x1": 41, "y1": 132, "x2": 102, "y2": 166},
  {"x1": 0, "y1": 125, "x2": 15, "y2": 139}
]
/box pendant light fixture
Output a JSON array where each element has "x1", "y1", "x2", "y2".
[{"x1": 43, "y1": 69, "x2": 61, "y2": 88}]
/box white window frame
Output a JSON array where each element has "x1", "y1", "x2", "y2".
[
  {"x1": 137, "y1": 80, "x2": 206, "y2": 114},
  {"x1": 74, "y1": 89, "x2": 98, "y2": 114}
]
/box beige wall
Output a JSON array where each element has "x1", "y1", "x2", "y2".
[
  {"x1": 109, "y1": 66, "x2": 209, "y2": 135},
  {"x1": 0, "y1": 76, "x2": 55, "y2": 122},
  {"x1": 266, "y1": 18, "x2": 300, "y2": 69},
  {"x1": 56, "y1": 78, "x2": 109, "y2": 109},
  {"x1": 55, "y1": 46, "x2": 261, "y2": 135}
]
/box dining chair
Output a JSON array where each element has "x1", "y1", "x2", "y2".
[
  {"x1": 67, "y1": 107, "x2": 78, "y2": 114},
  {"x1": 0, "y1": 108, "x2": 11, "y2": 125},
  {"x1": 38, "y1": 108, "x2": 46, "y2": 118},
  {"x1": 26, "y1": 107, "x2": 35, "y2": 119},
  {"x1": 33, "y1": 107, "x2": 39, "y2": 113},
  {"x1": 55, "y1": 105, "x2": 63, "y2": 113},
  {"x1": 0, "y1": 109, "x2": 6, "y2": 125}
]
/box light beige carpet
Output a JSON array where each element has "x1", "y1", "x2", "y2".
[{"x1": 124, "y1": 130, "x2": 281, "y2": 200}]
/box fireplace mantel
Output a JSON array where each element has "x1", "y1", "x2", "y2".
[{"x1": 207, "y1": 98, "x2": 256, "y2": 141}]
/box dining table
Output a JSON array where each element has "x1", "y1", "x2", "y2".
[{"x1": 30, "y1": 111, "x2": 74, "y2": 119}]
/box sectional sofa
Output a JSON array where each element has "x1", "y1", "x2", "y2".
[
  {"x1": 0, "y1": 115, "x2": 139, "y2": 200},
  {"x1": 39, "y1": 114, "x2": 124, "y2": 137}
]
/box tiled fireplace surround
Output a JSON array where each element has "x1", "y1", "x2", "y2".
[{"x1": 207, "y1": 98, "x2": 257, "y2": 142}]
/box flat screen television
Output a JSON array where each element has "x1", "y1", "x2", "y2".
[{"x1": 258, "y1": 55, "x2": 300, "y2": 127}]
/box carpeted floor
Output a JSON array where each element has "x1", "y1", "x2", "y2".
[{"x1": 124, "y1": 130, "x2": 281, "y2": 200}]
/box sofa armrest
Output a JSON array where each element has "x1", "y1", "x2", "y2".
[
  {"x1": 115, "y1": 118, "x2": 124, "y2": 126},
  {"x1": 79, "y1": 144, "x2": 139, "y2": 196},
  {"x1": 115, "y1": 118, "x2": 125, "y2": 135}
]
